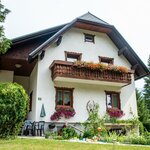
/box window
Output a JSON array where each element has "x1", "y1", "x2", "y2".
[
  {"x1": 105, "y1": 91, "x2": 120, "y2": 109},
  {"x1": 65, "y1": 51, "x2": 82, "y2": 62},
  {"x1": 99, "y1": 56, "x2": 114, "y2": 65},
  {"x1": 55, "y1": 87, "x2": 74, "y2": 108},
  {"x1": 29, "y1": 92, "x2": 33, "y2": 111},
  {"x1": 84, "y1": 33, "x2": 95, "y2": 43}
]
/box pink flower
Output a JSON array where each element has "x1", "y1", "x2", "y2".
[
  {"x1": 50, "y1": 107, "x2": 76, "y2": 121},
  {"x1": 107, "y1": 107, "x2": 124, "y2": 118}
]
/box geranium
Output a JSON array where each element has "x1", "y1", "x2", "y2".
[
  {"x1": 50, "y1": 107, "x2": 76, "y2": 121},
  {"x1": 73, "y1": 61, "x2": 130, "y2": 73},
  {"x1": 107, "y1": 107, "x2": 124, "y2": 118}
]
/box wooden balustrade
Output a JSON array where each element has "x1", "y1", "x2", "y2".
[{"x1": 50, "y1": 60, "x2": 132, "y2": 84}]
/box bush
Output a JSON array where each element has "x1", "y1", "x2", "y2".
[
  {"x1": 45, "y1": 131, "x2": 58, "y2": 139},
  {"x1": 83, "y1": 102, "x2": 106, "y2": 136},
  {"x1": 45, "y1": 132, "x2": 51, "y2": 139},
  {"x1": 62, "y1": 127, "x2": 77, "y2": 139},
  {"x1": 83, "y1": 130, "x2": 94, "y2": 139},
  {"x1": 0, "y1": 82, "x2": 29, "y2": 138},
  {"x1": 131, "y1": 136, "x2": 147, "y2": 145}
]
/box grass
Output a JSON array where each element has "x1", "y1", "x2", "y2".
[{"x1": 0, "y1": 138, "x2": 150, "y2": 150}]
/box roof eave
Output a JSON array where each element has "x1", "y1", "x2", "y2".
[
  {"x1": 12, "y1": 24, "x2": 67, "y2": 45},
  {"x1": 28, "y1": 19, "x2": 78, "y2": 63},
  {"x1": 135, "y1": 72, "x2": 150, "y2": 80}
]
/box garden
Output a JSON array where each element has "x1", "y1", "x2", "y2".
[
  {"x1": 0, "y1": 82, "x2": 150, "y2": 148},
  {"x1": 45, "y1": 101, "x2": 150, "y2": 146}
]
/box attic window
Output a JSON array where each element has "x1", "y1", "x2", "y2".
[
  {"x1": 65, "y1": 51, "x2": 82, "y2": 62},
  {"x1": 99, "y1": 56, "x2": 114, "y2": 65},
  {"x1": 84, "y1": 33, "x2": 95, "y2": 43}
]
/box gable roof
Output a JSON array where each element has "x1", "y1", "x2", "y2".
[
  {"x1": 78, "y1": 12, "x2": 109, "y2": 25},
  {"x1": 11, "y1": 12, "x2": 150, "y2": 79}
]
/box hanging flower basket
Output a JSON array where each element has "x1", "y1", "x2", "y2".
[{"x1": 50, "y1": 107, "x2": 76, "y2": 121}]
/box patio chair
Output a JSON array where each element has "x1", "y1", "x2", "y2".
[
  {"x1": 32, "y1": 121, "x2": 45, "y2": 136},
  {"x1": 38, "y1": 121, "x2": 45, "y2": 136},
  {"x1": 22, "y1": 120, "x2": 33, "y2": 136}
]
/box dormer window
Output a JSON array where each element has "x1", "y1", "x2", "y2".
[
  {"x1": 65, "y1": 51, "x2": 82, "y2": 62},
  {"x1": 84, "y1": 33, "x2": 95, "y2": 43},
  {"x1": 99, "y1": 56, "x2": 114, "y2": 65}
]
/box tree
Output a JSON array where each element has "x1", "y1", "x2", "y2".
[
  {"x1": 0, "y1": 2, "x2": 11, "y2": 54},
  {"x1": 0, "y1": 83, "x2": 29, "y2": 138},
  {"x1": 143, "y1": 55, "x2": 150, "y2": 110},
  {"x1": 136, "y1": 89, "x2": 149, "y2": 124}
]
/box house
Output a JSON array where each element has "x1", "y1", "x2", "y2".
[{"x1": 0, "y1": 12, "x2": 149, "y2": 131}]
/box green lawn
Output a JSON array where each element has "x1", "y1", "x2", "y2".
[{"x1": 0, "y1": 139, "x2": 150, "y2": 150}]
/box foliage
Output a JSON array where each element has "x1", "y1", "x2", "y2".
[
  {"x1": 136, "y1": 89, "x2": 150, "y2": 132},
  {"x1": 143, "y1": 55, "x2": 150, "y2": 109},
  {"x1": 74, "y1": 61, "x2": 130, "y2": 73},
  {"x1": 50, "y1": 107, "x2": 75, "y2": 121},
  {"x1": 0, "y1": 82, "x2": 29, "y2": 138},
  {"x1": 104, "y1": 132, "x2": 150, "y2": 145},
  {"x1": 116, "y1": 116, "x2": 140, "y2": 125},
  {"x1": 83, "y1": 130, "x2": 94, "y2": 139},
  {"x1": 62, "y1": 127, "x2": 77, "y2": 139},
  {"x1": 136, "y1": 89, "x2": 149, "y2": 123},
  {"x1": 107, "y1": 107, "x2": 124, "y2": 118},
  {"x1": 83, "y1": 102, "x2": 107, "y2": 137},
  {"x1": 45, "y1": 131, "x2": 58, "y2": 139},
  {"x1": 0, "y1": 2, "x2": 11, "y2": 54}
]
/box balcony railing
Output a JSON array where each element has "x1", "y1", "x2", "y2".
[{"x1": 50, "y1": 60, "x2": 132, "y2": 84}]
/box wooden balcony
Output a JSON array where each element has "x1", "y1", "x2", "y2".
[{"x1": 50, "y1": 60, "x2": 133, "y2": 86}]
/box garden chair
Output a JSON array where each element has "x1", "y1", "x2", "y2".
[
  {"x1": 22, "y1": 120, "x2": 33, "y2": 136},
  {"x1": 32, "y1": 121, "x2": 45, "y2": 136}
]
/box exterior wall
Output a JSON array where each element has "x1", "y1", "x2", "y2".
[
  {"x1": 35, "y1": 28, "x2": 136, "y2": 122},
  {"x1": 120, "y1": 74, "x2": 137, "y2": 119},
  {"x1": 27, "y1": 64, "x2": 38, "y2": 121},
  {"x1": 0, "y1": 70, "x2": 14, "y2": 82},
  {"x1": 14, "y1": 76, "x2": 29, "y2": 94}
]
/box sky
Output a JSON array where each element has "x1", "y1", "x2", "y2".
[{"x1": 1, "y1": 0, "x2": 150, "y2": 90}]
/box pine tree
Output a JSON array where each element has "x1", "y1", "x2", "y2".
[
  {"x1": 0, "y1": 2, "x2": 11, "y2": 54},
  {"x1": 143, "y1": 55, "x2": 150, "y2": 110},
  {"x1": 136, "y1": 89, "x2": 149, "y2": 124}
]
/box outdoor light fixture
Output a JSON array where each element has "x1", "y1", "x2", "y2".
[{"x1": 15, "y1": 64, "x2": 22, "y2": 68}]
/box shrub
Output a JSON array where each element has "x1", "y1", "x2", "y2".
[
  {"x1": 0, "y1": 82, "x2": 29, "y2": 138},
  {"x1": 62, "y1": 127, "x2": 77, "y2": 139},
  {"x1": 45, "y1": 132, "x2": 51, "y2": 139},
  {"x1": 83, "y1": 130, "x2": 94, "y2": 139},
  {"x1": 45, "y1": 131, "x2": 58, "y2": 139}
]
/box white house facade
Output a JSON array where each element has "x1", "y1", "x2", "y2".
[{"x1": 0, "y1": 13, "x2": 149, "y2": 130}]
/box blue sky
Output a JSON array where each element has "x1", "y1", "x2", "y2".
[{"x1": 2, "y1": 0, "x2": 150, "y2": 89}]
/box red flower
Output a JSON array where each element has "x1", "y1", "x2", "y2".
[
  {"x1": 107, "y1": 107, "x2": 124, "y2": 118},
  {"x1": 50, "y1": 107, "x2": 76, "y2": 121}
]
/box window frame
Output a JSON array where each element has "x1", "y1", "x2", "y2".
[
  {"x1": 105, "y1": 91, "x2": 121, "y2": 109},
  {"x1": 99, "y1": 56, "x2": 114, "y2": 65},
  {"x1": 65, "y1": 51, "x2": 82, "y2": 61},
  {"x1": 55, "y1": 87, "x2": 74, "y2": 108},
  {"x1": 84, "y1": 33, "x2": 95, "y2": 43}
]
